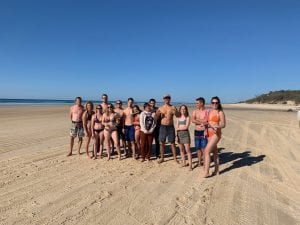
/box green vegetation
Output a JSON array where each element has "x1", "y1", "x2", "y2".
[{"x1": 244, "y1": 90, "x2": 300, "y2": 105}]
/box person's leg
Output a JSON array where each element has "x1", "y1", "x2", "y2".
[
  {"x1": 171, "y1": 143, "x2": 179, "y2": 164},
  {"x1": 178, "y1": 143, "x2": 185, "y2": 166},
  {"x1": 203, "y1": 135, "x2": 219, "y2": 177},
  {"x1": 104, "y1": 130, "x2": 111, "y2": 160},
  {"x1": 158, "y1": 142, "x2": 165, "y2": 163},
  {"x1": 154, "y1": 127, "x2": 160, "y2": 158},
  {"x1": 212, "y1": 145, "x2": 219, "y2": 175},
  {"x1": 78, "y1": 137, "x2": 83, "y2": 155},
  {"x1": 135, "y1": 130, "x2": 141, "y2": 158},
  {"x1": 147, "y1": 134, "x2": 154, "y2": 160},
  {"x1": 68, "y1": 136, "x2": 75, "y2": 156},
  {"x1": 111, "y1": 131, "x2": 121, "y2": 160},
  {"x1": 184, "y1": 143, "x2": 192, "y2": 171},
  {"x1": 140, "y1": 131, "x2": 146, "y2": 161},
  {"x1": 93, "y1": 134, "x2": 99, "y2": 159},
  {"x1": 99, "y1": 131, "x2": 104, "y2": 158},
  {"x1": 85, "y1": 135, "x2": 91, "y2": 158},
  {"x1": 158, "y1": 125, "x2": 166, "y2": 163},
  {"x1": 169, "y1": 126, "x2": 178, "y2": 163}
]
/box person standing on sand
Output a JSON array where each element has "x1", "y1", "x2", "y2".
[
  {"x1": 133, "y1": 105, "x2": 142, "y2": 158},
  {"x1": 203, "y1": 96, "x2": 226, "y2": 178},
  {"x1": 140, "y1": 103, "x2": 156, "y2": 161},
  {"x1": 156, "y1": 94, "x2": 180, "y2": 164},
  {"x1": 114, "y1": 100, "x2": 126, "y2": 154},
  {"x1": 82, "y1": 101, "x2": 95, "y2": 158},
  {"x1": 149, "y1": 98, "x2": 161, "y2": 159},
  {"x1": 101, "y1": 93, "x2": 109, "y2": 113},
  {"x1": 67, "y1": 97, "x2": 85, "y2": 156},
  {"x1": 102, "y1": 104, "x2": 121, "y2": 160},
  {"x1": 91, "y1": 105, "x2": 105, "y2": 159},
  {"x1": 176, "y1": 105, "x2": 192, "y2": 171},
  {"x1": 123, "y1": 97, "x2": 136, "y2": 159},
  {"x1": 192, "y1": 97, "x2": 209, "y2": 168}
]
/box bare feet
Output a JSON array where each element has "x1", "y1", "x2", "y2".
[
  {"x1": 212, "y1": 171, "x2": 219, "y2": 176},
  {"x1": 158, "y1": 158, "x2": 165, "y2": 164},
  {"x1": 203, "y1": 173, "x2": 210, "y2": 178},
  {"x1": 67, "y1": 152, "x2": 72, "y2": 157}
]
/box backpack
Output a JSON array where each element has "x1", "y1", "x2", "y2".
[{"x1": 145, "y1": 113, "x2": 154, "y2": 131}]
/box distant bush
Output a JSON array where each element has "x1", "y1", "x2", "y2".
[{"x1": 245, "y1": 90, "x2": 300, "y2": 105}]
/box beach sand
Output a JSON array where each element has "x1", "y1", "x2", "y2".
[{"x1": 0, "y1": 105, "x2": 299, "y2": 225}]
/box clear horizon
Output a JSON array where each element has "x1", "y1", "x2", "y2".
[{"x1": 1, "y1": 1, "x2": 299, "y2": 103}]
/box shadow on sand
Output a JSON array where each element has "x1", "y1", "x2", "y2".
[{"x1": 218, "y1": 148, "x2": 266, "y2": 174}]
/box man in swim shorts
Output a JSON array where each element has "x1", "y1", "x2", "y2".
[
  {"x1": 67, "y1": 96, "x2": 85, "y2": 156},
  {"x1": 156, "y1": 94, "x2": 180, "y2": 163}
]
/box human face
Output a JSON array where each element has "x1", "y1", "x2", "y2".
[
  {"x1": 75, "y1": 98, "x2": 81, "y2": 106},
  {"x1": 107, "y1": 105, "x2": 113, "y2": 111},
  {"x1": 211, "y1": 99, "x2": 219, "y2": 109},
  {"x1": 87, "y1": 103, "x2": 92, "y2": 111},
  {"x1": 180, "y1": 106, "x2": 187, "y2": 114},
  {"x1": 149, "y1": 101, "x2": 155, "y2": 108},
  {"x1": 96, "y1": 106, "x2": 102, "y2": 113},
  {"x1": 102, "y1": 95, "x2": 108, "y2": 102},
  {"x1": 163, "y1": 97, "x2": 170, "y2": 104},
  {"x1": 195, "y1": 101, "x2": 204, "y2": 109},
  {"x1": 128, "y1": 100, "x2": 133, "y2": 107},
  {"x1": 115, "y1": 103, "x2": 121, "y2": 109}
]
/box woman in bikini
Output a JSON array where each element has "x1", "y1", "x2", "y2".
[
  {"x1": 91, "y1": 105, "x2": 104, "y2": 159},
  {"x1": 203, "y1": 96, "x2": 226, "y2": 177},
  {"x1": 82, "y1": 101, "x2": 95, "y2": 158},
  {"x1": 133, "y1": 105, "x2": 142, "y2": 158},
  {"x1": 102, "y1": 104, "x2": 121, "y2": 160},
  {"x1": 176, "y1": 105, "x2": 192, "y2": 171}
]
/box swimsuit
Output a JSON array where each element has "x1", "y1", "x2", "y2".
[{"x1": 207, "y1": 110, "x2": 221, "y2": 137}]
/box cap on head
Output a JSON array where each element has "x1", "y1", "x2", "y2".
[
  {"x1": 163, "y1": 94, "x2": 171, "y2": 99},
  {"x1": 115, "y1": 100, "x2": 122, "y2": 104}
]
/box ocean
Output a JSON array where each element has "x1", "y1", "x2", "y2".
[{"x1": 0, "y1": 99, "x2": 192, "y2": 107}]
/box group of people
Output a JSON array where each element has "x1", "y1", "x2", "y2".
[{"x1": 68, "y1": 93, "x2": 226, "y2": 178}]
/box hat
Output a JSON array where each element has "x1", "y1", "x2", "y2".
[
  {"x1": 163, "y1": 94, "x2": 171, "y2": 99},
  {"x1": 115, "y1": 100, "x2": 122, "y2": 104}
]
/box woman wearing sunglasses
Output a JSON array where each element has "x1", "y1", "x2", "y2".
[
  {"x1": 102, "y1": 104, "x2": 121, "y2": 160},
  {"x1": 91, "y1": 105, "x2": 105, "y2": 159},
  {"x1": 203, "y1": 96, "x2": 226, "y2": 177}
]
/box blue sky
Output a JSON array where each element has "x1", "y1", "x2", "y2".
[{"x1": 0, "y1": 0, "x2": 299, "y2": 103}]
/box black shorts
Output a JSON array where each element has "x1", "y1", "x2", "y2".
[{"x1": 159, "y1": 125, "x2": 175, "y2": 143}]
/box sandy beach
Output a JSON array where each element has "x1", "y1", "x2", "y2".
[{"x1": 0, "y1": 104, "x2": 299, "y2": 225}]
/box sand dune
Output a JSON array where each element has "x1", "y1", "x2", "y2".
[{"x1": 0, "y1": 106, "x2": 299, "y2": 225}]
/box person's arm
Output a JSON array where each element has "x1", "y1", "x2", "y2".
[
  {"x1": 148, "y1": 113, "x2": 156, "y2": 134},
  {"x1": 185, "y1": 116, "x2": 191, "y2": 130},
  {"x1": 140, "y1": 112, "x2": 146, "y2": 133},
  {"x1": 191, "y1": 111, "x2": 198, "y2": 124},
  {"x1": 69, "y1": 107, "x2": 73, "y2": 121},
  {"x1": 91, "y1": 116, "x2": 95, "y2": 138},
  {"x1": 218, "y1": 111, "x2": 226, "y2": 129},
  {"x1": 82, "y1": 112, "x2": 88, "y2": 134}
]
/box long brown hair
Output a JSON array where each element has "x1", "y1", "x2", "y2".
[
  {"x1": 179, "y1": 105, "x2": 189, "y2": 117},
  {"x1": 211, "y1": 96, "x2": 223, "y2": 111}
]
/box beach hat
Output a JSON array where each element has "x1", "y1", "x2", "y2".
[{"x1": 163, "y1": 94, "x2": 171, "y2": 99}]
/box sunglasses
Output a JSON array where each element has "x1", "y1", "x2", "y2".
[
  {"x1": 107, "y1": 106, "x2": 113, "y2": 109},
  {"x1": 211, "y1": 101, "x2": 219, "y2": 104},
  {"x1": 96, "y1": 108, "x2": 102, "y2": 110}
]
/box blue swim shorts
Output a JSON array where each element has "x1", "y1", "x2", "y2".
[{"x1": 194, "y1": 130, "x2": 207, "y2": 150}]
